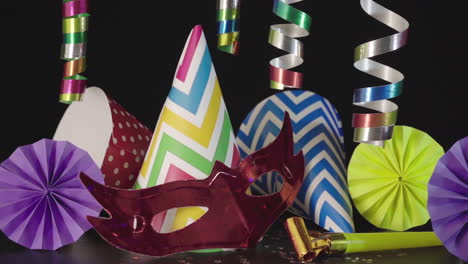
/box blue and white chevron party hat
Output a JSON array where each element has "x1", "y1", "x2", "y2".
[{"x1": 236, "y1": 90, "x2": 354, "y2": 232}]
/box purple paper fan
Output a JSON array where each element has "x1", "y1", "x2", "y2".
[
  {"x1": 0, "y1": 139, "x2": 103, "y2": 250},
  {"x1": 428, "y1": 136, "x2": 468, "y2": 261}
]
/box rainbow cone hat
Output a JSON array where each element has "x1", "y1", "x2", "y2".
[{"x1": 135, "y1": 25, "x2": 241, "y2": 233}]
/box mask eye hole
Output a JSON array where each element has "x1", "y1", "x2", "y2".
[
  {"x1": 132, "y1": 215, "x2": 145, "y2": 233},
  {"x1": 151, "y1": 207, "x2": 209, "y2": 234},
  {"x1": 245, "y1": 170, "x2": 284, "y2": 197}
]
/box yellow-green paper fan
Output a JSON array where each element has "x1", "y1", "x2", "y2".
[{"x1": 348, "y1": 126, "x2": 444, "y2": 231}]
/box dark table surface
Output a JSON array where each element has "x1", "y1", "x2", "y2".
[{"x1": 0, "y1": 213, "x2": 466, "y2": 264}]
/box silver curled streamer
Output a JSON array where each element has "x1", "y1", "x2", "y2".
[
  {"x1": 61, "y1": 43, "x2": 86, "y2": 60},
  {"x1": 353, "y1": 0, "x2": 409, "y2": 147}
]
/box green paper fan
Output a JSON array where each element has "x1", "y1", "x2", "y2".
[{"x1": 348, "y1": 126, "x2": 444, "y2": 231}]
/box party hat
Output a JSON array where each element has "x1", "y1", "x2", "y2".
[
  {"x1": 236, "y1": 90, "x2": 354, "y2": 233},
  {"x1": 54, "y1": 87, "x2": 153, "y2": 189},
  {"x1": 135, "y1": 25, "x2": 241, "y2": 233}
]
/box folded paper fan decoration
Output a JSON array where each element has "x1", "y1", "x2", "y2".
[
  {"x1": 0, "y1": 139, "x2": 103, "y2": 250},
  {"x1": 236, "y1": 90, "x2": 354, "y2": 233},
  {"x1": 428, "y1": 136, "x2": 468, "y2": 261},
  {"x1": 54, "y1": 87, "x2": 153, "y2": 189},
  {"x1": 348, "y1": 126, "x2": 444, "y2": 231},
  {"x1": 135, "y1": 25, "x2": 241, "y2": 235}
]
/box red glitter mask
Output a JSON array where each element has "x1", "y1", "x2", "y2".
[{"x1": 80, "y1": 112, "x2": 304, "y2": 257}]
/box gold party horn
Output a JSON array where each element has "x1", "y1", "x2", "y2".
[{"x1": 284, "y1": 217, "x2": 443, "y2": 262}]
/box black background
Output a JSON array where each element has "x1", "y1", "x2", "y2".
[
  {"x1": 1, "y1": 0, "x2": 467, "y2": 262},
  {"x1": 2, "y1": 0, "x2": 467, "y2": 161}
]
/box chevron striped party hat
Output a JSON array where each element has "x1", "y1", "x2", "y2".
[
  {"x1": 237, "y1": 90, "x2": 355, "y2": 233},
  {"x1": 135, "y1": 25, "x2": 241, "y2": 233}
]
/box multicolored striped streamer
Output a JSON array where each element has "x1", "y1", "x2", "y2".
[
  {"x1": 352, "y1": 0, "x2": 409, "y2": 146},
  {"x1": 217, "y1": 0, "x2": 241, "y2": 54},
  {"x1": 269, "y1": 0, "x2": 311, "y2": 90},
  {"x1": 60, "y1": 0, "x2": 89, "y2": 103}
]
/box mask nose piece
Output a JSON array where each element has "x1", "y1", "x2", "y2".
[
  {"x1": 282, "y1": 165, "x2": 293, "y2": 179},
  {"x1": 131, "y1": 215, "x2": 146, "y2": 233}
]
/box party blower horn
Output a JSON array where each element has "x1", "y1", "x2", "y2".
[
  {"x1": 134, "y1": 25, "x2": 241, "y2": 236},
  {"x1": 54, "y1": 87, "x2": 153, "y2": 189},
  {"x1": 285, "y1": 217, "x2": 443, "y2": 262}
]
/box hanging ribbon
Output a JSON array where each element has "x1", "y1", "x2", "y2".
[
  {"x1": 269, "y1": 0, "x2": 311, "y2": 90},
  {"x1": 60, "y1": 0, "x2": 89, "y2": 103},
  {"x1": 217, "y1": 0, "x2": 241, "y2": 55},
  {"x1": 352, "y1": 0, "x2": 409, "y2": 146}
]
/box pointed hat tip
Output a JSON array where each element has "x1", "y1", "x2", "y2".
[
  {"x1": 175, "y1": 24, "x2": 206, "y2": 82},
  {"x1": 192, "y1": 24, "x2": 203, "y2": 33}
]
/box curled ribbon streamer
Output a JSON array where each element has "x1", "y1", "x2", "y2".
[
  {"x1": 217, "y1": 0, "x2": 241, "y2": 54},
  {"x1": 269, "y1": 0, "x2": 311, "y2": 90},
  {"x1": 353, "y1": 0, "x2": 409, "y2": 146},
  {"x1": 60, "y1": 0, "x2": 90, "y2": 104}
]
